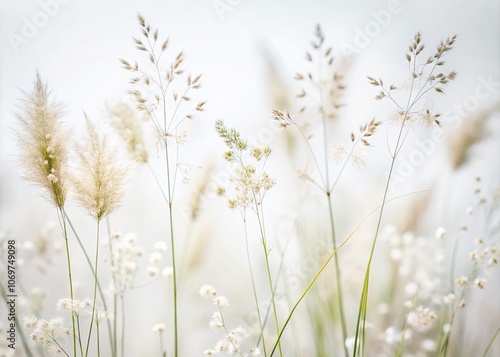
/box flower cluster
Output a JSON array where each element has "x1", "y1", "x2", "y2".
[
  {"x1": 147, "y1": 241, "x2": 172, "y2": 278},
  {"x1": 215, "y1": 120, "x2": 275, "y2": 210},
  {"x1": 200, "y1": 285, "x2": 259, "y2": 356},
  {"x1": 24, "y1": 316, "x2": 71, "y2": 355},
  {"x1": 106, "y1": 232, "x2": 144, "y2": 296}
]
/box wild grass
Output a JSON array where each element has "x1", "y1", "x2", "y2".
[{"x1": 2, "y1": 14, "x2": 499, "y2": 357}]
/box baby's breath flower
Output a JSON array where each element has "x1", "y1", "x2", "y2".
[
  {"x1": 24, "y1": 315, "x2": 39, "y2": 329},
  {"x1": 408, "y1": 306, "x2": 437, "y2": 329},
  {"x1": 435, "y1": 227, "x2": 446, "y2": 240},
  {"x1": 154, "y1": 241, "x2": 168, "y2": 253},
  {"x1": 213, "y1": 295, "x2": 229, "y2": 308},
  {"x1": 421, "y1": 339, "x2": 437, "y2": 352},
  {"x1": 474, "y1": 278, "x2": 485, "y2": 289},
  {"x1": 200, "y1": 284, "x2": 217, "y2": 298},
  {"x1": 209, "y1": 311, "x2": 223, "y2": 331},
  {"x1": 147, "y1": 266, "x2": 159, "y2": 277},
  {"x1": 251, "y1": 347, "x2": 262, "y2": 356},
  {"x1": 443, "y1": 293, "x2": 455, "y2": 304},
  {"x1": 152, "y1": 323, "x2": 166, "y2": 333},
  {"x1": 56, "y1": 297, "x2": 92, "y2": 316},
  {"x1": 149, "y1": 252, "x2": 162, "y2": 264},
  {"x1": 110, "y1": 231, "x2": 143, "y2": 295},
  {"x1": 162, "y1": 266, "x2": 173, "y2": 279},
  {"x1": 203, "y1": 349, "x2": 217, "y2": 356},
  {"x1": 456, "y1": 276, "x2": 468, "y2": 286},
  {"x1": 124, "y1": 233, "x2": 137, "y2": 244},
  {"x1": 25, "y1": 317, "x2": 70, "y2": 351}
]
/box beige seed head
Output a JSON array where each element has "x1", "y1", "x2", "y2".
[
  {"x1": 72, "y1": 117, "x2": 129, "y2": 221},
  {"x1": 15, "y1": 73, "x2": 71, "y2": 208}
]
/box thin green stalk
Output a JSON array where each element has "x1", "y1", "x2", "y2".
[
  {"x1": 96, "y1": 321, "x2": 101, "y2": 357},
  {"x1": 327, "y1": 192, "x2": 349, "y2": 355},
  {"x1": 104, "y1": 217, "x2": 117, "y2": 357},
  {"x1": 159, "y1": 333, "x2": 165, "y2": 357},
  {"x1": 58, "y1": 208, "x2": 77, "y2": 357},
  {"x1": 255, "y1": 203, "x2": 282, "y2": 357},
  {"x1": 269, "y1": 189, "x2": 426, "y2": 356},
  {"x1": 121, "y1": 295, "x2": 125, "y2": 357},
  {"x1": 76, "y1": 315, "x2": 84, "y2": 356},
  {"x1": 353, "y1": 117, "x2": 407, "y2": 357},
  {"x1": 85, "y1": 220, "x2": 101, "y2": 357},
  {"x1": 270, "y1": 222, "x2": 355, "y2": 356},
  {"x1": 165, "y1": 143, "x2": 179, "y2": 357},
  {"x1": 482, "y1": 328, "x2": 500, "y2": 357},
  {"x1": 65, "y1": 211, "x2": 115, "y2": 357},
  {"x1": 243, "y1": 214, "x2": 267, "y2": 355},
  {"x1": 317, "y1": 45, "x2": 348, "y2": 352}
]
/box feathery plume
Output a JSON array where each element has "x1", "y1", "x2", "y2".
[
  {"x1": 15, "y1": 73, "x2": 71, "y2": 208},
  {"x1": 73, "y1": 117, "x2": 129, "y2": 221}
]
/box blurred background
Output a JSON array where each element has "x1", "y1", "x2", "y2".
[{"x1": 1, "y1": 0, "x2": 499, "y2": 356}]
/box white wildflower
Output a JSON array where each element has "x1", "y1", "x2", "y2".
[
  {"x1": 152, "y1": 323, "x2": 166, "y2": 333},
  {"x1": 199, "y1": 284, "x2": 217, "y2": 298}
]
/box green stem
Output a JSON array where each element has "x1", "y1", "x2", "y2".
[
  {"x1": 59, "y1": 208, "x2": 77, "y2": 357},
  {"x1": 165, "y1": 143, "x2": 179, "y2": 357},
  {"x1": 255, "y1": 203, "x2": 282, "y2": 357},
  {"x1": 243, "y1": 215, "x2": 267, "y2": 355},
  {"x1": 121, "y1": 295, "x2": 125, "y2": 357},
  {"x1": 482, "y1": 328, "x2": 500, "y2": 357},
  {"x1": 96, "y1": 322, "x2": 101, "y2": 357},
  {"x1": 85, "y1": 220, "x2": 101, "y2": 357},
  {"x1": 352, "y1": 118, "x2": 407, "y2": 357},
  {"x1": 65, "y1": 211, "x2": 115, "y2": 357},
  {"x1": 326, "y1": 192, "x2": 349, "y2": 356},
  {"x1": 269, "y1": 190, "x2": 427, "y2": 356}
]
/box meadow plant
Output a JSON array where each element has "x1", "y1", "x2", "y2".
[
  {"x1": 120, "y1": 13, "x2": 206, "y2": 356},
  {"x1": 6, "y1": 13, "x2": 500, "y2": 357}
]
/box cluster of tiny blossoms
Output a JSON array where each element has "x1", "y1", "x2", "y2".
[
  {"x1": 105, "y1": 232, "x2": 144, "y2": 296},
  {"x1": 147, "y1": 241, "x2": 173, "y2": 279},
  {"x1": 214, "y1": 120, "x2": 275, "y2": 210},
  {"x1": 200, "y1": 285, "x2": 260, "y2": 357},
  {"x1": 56, "y1": 297, "x2": 92, "y2": 317},
  {"x1": 24, "y1": 315, "x2": 70, "y2": 355}
]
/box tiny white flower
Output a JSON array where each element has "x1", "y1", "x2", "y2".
[
  {"x1": 443, "y1": 293, "x2": 455, "y2": 304},
  {"x1": 213, "y1": 295, "x2": 229, "y2": 308},
  {"x1": 162, "y1": 266, "x2": 173, "y2": 279},
  {"x1": 209, "y1": 312, "x2": 223, "y2": 331},
  {"x1": 147, "y1": 266, "x2": 159, "y2": 277},
  {"x1": 199, "y1": 284, "x2": 217, "y2": 298},
  {"x1": 152, "y1": 323, "x2": 165, "y2": 333},
  {"x1": 435, "y1": 227, "x2": 446, "y2": 240},
  {"x1": 154, "y1": 241, "x2": 168, "y2": 253}
]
